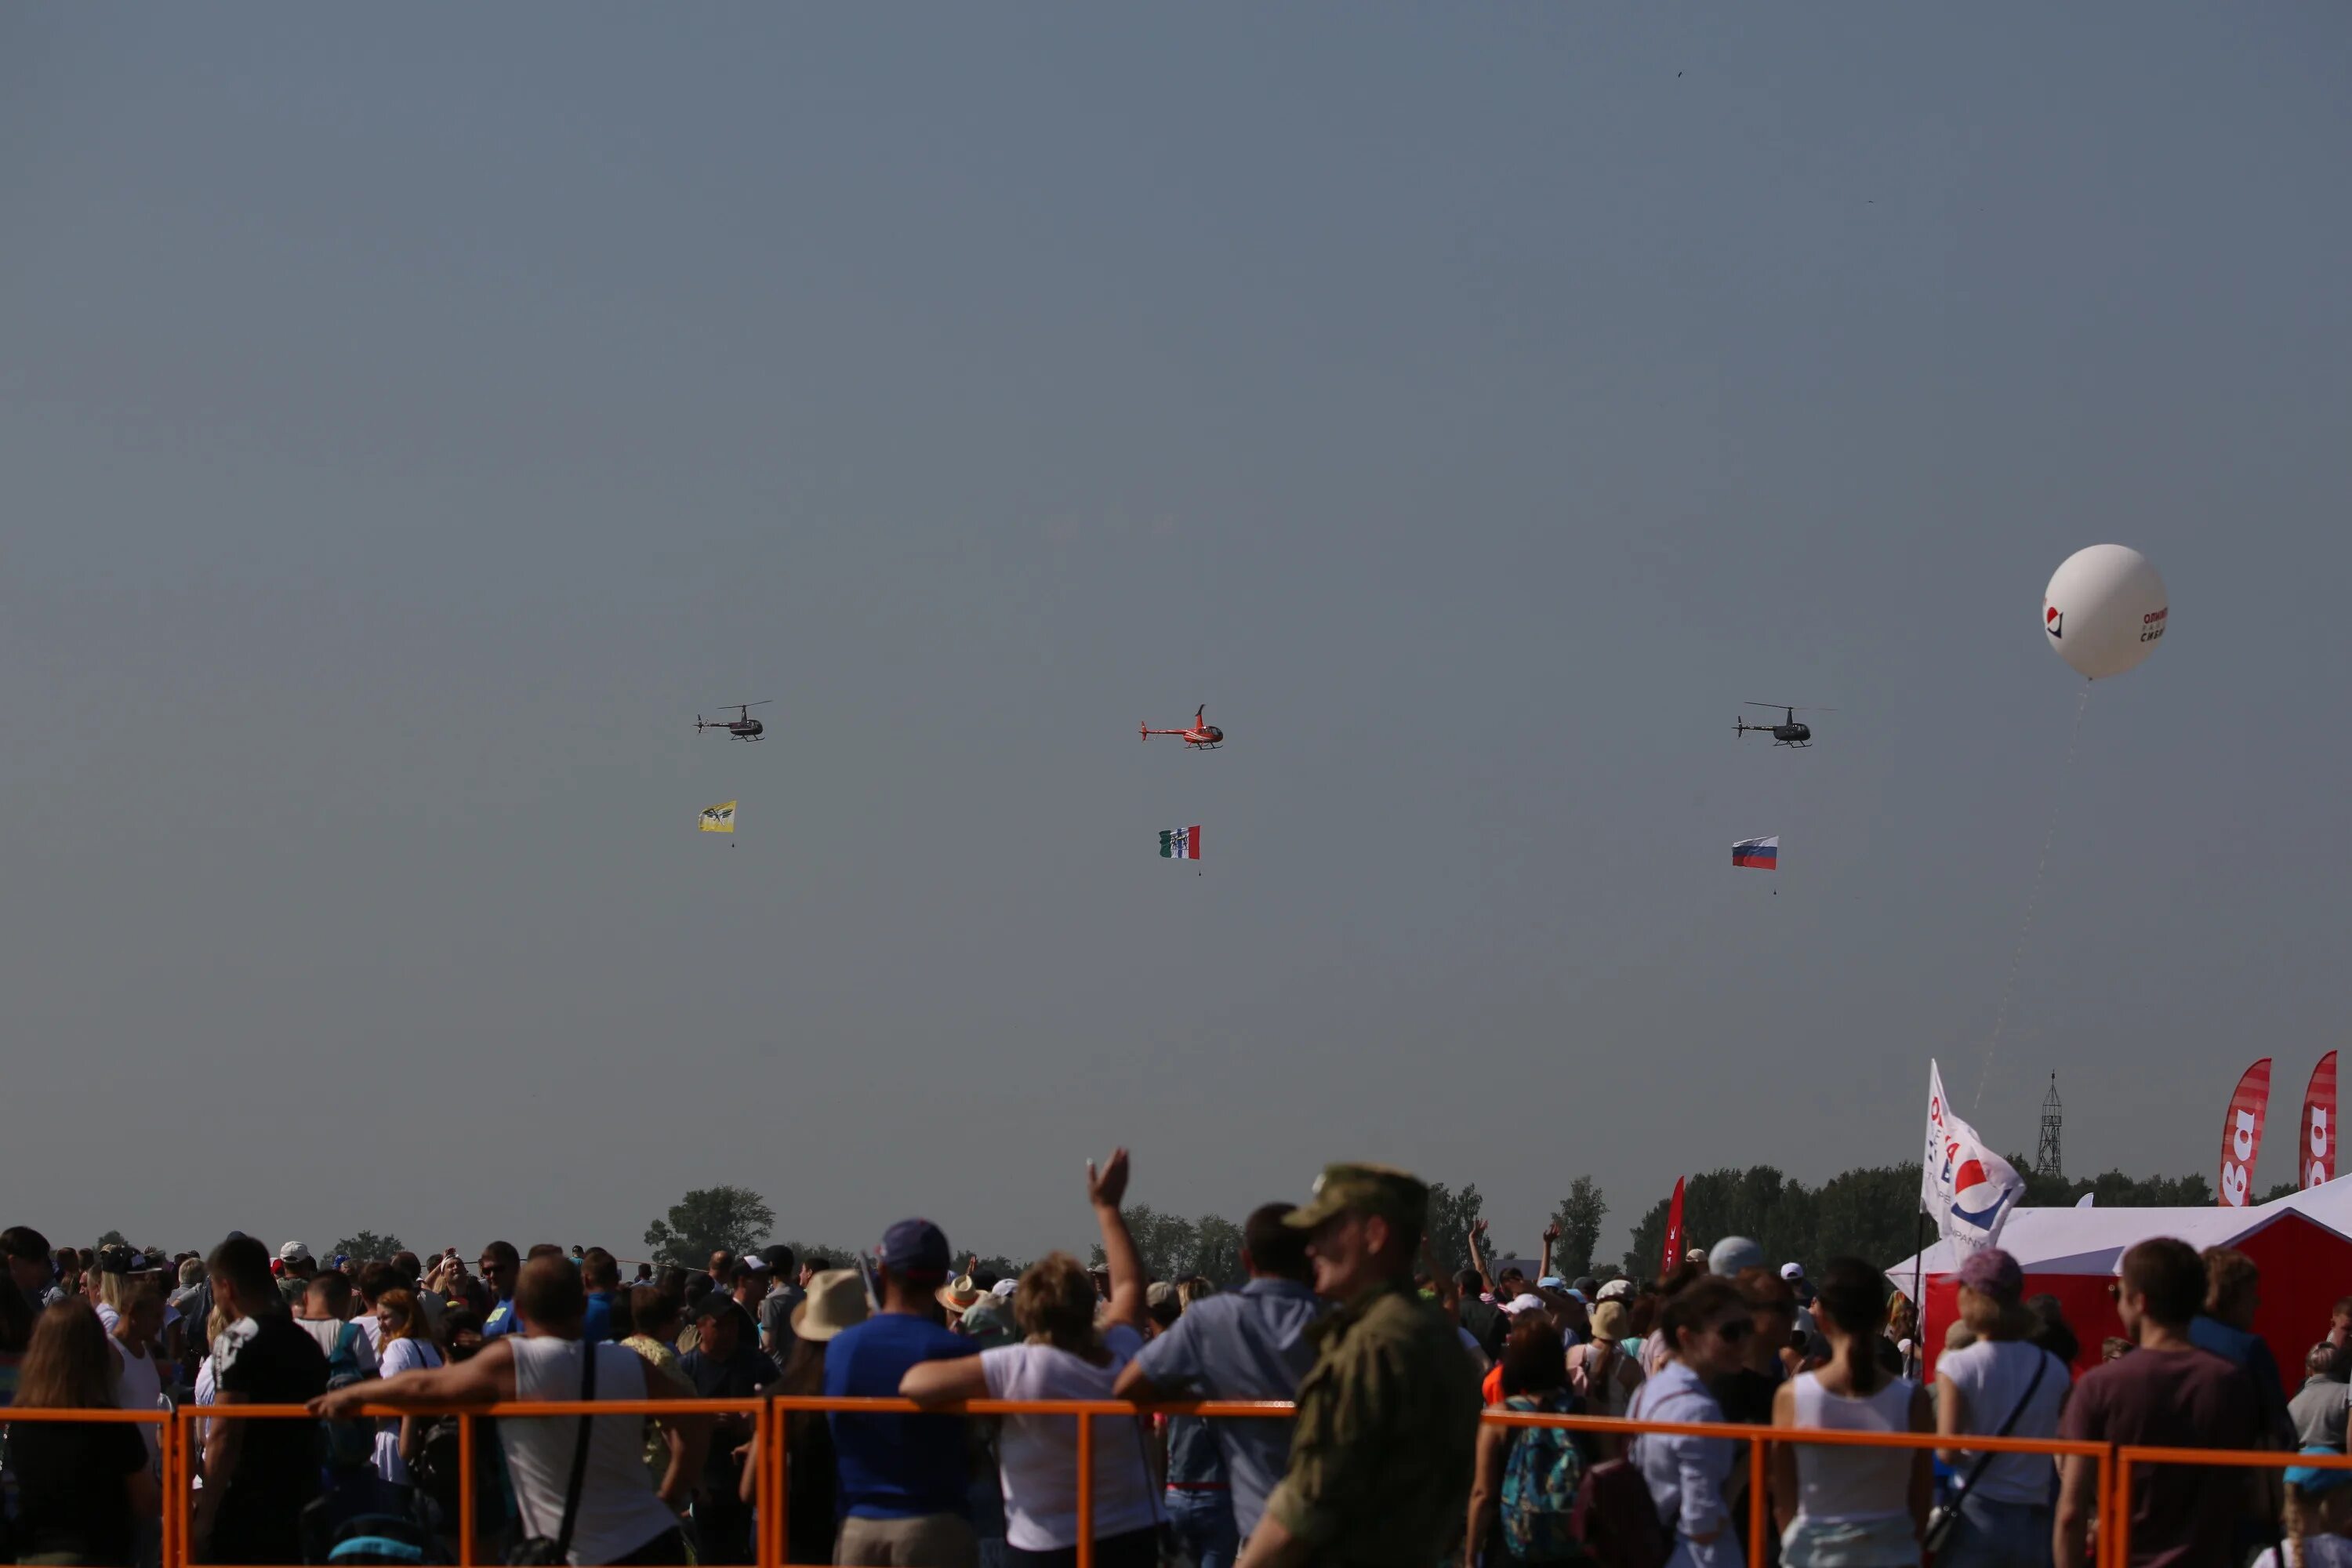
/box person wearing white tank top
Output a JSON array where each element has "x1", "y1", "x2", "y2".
[
  {"x1": 1769, "y1": 1259, "x2": 1932, "y2": 1568},
  {"x1": 310, "y1": 1256, "x2": 712, "y2": 1566}
]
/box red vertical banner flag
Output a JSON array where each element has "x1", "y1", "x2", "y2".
[
  {"x1": 2218, "y1": 1058, "x2": 2274, "y2": 1207},
  {"x1": 2303, "y1": 1052, "x2": 2339, "y2": 1190},
  {"x1": 1661, "y1": 1177, "x2": 1687, "y2": 1276}
]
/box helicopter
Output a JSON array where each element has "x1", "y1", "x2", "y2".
[
  {"x1": 1735, "y1": 702, "x2": 1834, "y2": 748},
  {"x1": 1142, "y1": 705, "x2": 1224, "y2": 750},
  {"x1": 695, "y1": 702, "x2": 771, "y2": 741}
]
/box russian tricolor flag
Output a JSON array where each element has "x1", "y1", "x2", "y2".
[{"x1": 1732, "y1": 834, "x2": 1778, "y2": 870}]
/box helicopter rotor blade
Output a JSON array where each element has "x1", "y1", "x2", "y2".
[{"x1": 1742, "y1": 702, "x2": 1837, "y2": 712}]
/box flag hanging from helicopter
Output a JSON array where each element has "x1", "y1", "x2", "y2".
[
  {"x1": 1158, "y1": 826, "x2": 1200, "y2": 861},
  {"x1": 1732, "y1": 835, "x2": 1778, "y2": 869},
  {"x1": 699, "y1": 800, "x2": 737, "y2": 833}
]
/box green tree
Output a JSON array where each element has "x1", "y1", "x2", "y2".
[
  {"x1": 1088, "y1": 1204, "x2": 1199, "y2": 1281},
  {"x1": 1810, "y1": 1165, "x2": 1925, "y2": 1269},
  {"x1": 1189, "y1": 1214, "x2": 1247, "y2": 1284},
  {"x1": 643, "y1": 1185, "x2": 775, "y2": 1269},
  {"x1": 97, "y1": 1229, "x2": 126, "y2": 1248},
  {"x1": 334, "y1": 1231, "x2": 406, "y2": 1262},
  {"x1": 1548, "y1": 1178, "x2": 1608, "y2": 1279},
  {"x1": 1423, "y1": 1181, "x2": 1486, "y2": 1279}
]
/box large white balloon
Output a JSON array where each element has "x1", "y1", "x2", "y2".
[{"x1": 2042, "y1": 544, "x2": 2168, "y2": 681}]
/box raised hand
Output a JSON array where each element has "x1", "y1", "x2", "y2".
[
  {"x1": 1087, "y1": 1148, "x2": 1132, "y2": 1210},
  {"x1": 1543, "y1": 1221, "x2": 1562, "y2": 1244}
]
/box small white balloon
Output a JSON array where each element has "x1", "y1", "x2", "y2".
[{"x1": 2042, "y1": 544, "x2": 2168, "y2": 681}]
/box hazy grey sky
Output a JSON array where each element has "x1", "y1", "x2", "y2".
[{"x1": 5, "y1": 5, "x2": 2346, "y2": 1267}]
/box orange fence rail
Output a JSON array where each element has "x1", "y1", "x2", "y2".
[{"x1": 7, "y1": 1394, "x2": 2263, "y2": 1568}]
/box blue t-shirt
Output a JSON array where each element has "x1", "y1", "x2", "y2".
[
  {"x1": 581, "y1": 1291, "x2": 622, "y2": 1346},
  {"x1": 824, "y1": 1312, "x2": 981, "y2": 1520},
  {"x1": 481, "y1": 1294, "x2": 520, "y2": 1338}
]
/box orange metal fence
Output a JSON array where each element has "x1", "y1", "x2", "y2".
[{"x1": 13, "y1": 1395, "x2": 2270, "y2": 1568}]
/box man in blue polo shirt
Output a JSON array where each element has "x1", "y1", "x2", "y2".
[
  {"x1": 1116, "y1": 1202, "x2": 1326, "y2": 1541},
  {"x1": 823, "y1": 1218, "x2": 980, "y2": 1566}
]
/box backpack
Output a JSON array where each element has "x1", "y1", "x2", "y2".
[
  {"x1": 1501, "y1": 1392, "x2": 1590, "y2": 1563},
  {"x1": 320, "y1": 1322, "x2": 377, "y2": 1468},
  {"x1": 1570, "y1": 1340, "x2": 1622, "y2": 1411}
]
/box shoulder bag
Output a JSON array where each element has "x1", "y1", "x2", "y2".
[
  {"x1": 1922, "y1": 1345, "x2": 2053, "y2": 1554},
  {"x1": 506, "y1": 1337, "x2": 600, "y2": 1566}
]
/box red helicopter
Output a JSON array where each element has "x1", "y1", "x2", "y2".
[{"x1": 1141, "y1": 705, "x2": 1224, "y2": 750}]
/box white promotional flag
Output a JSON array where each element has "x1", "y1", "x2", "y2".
[{"x1": 1922, "y1": 1060, "x2": 2027, "y2": 1256}]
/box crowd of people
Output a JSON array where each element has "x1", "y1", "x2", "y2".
[{"x1": 3, "y1": 1168, "x2": 2349, "y2": 1568}]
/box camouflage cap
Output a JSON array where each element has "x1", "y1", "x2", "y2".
[{"x1": 1283, "y1": 1163, "x2": 1430, "y2": 1234}]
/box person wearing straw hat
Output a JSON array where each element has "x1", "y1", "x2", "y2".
[{"x1": 734, "y1": 1269, "x2": 869, "y2": 1566}]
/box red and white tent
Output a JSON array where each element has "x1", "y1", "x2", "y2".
[{"x1": 1888, "y1": 1179, "x2": 2352, "y2": 1391}]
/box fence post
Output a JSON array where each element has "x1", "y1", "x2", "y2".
[
  {"x1": 2106, "y1": 1448, "x2": 2129, "y2": 1568},
  {"x1": 1076, "y1": 1410, "x2": 1094, "y2": 1568},
  {"x1": 1748, "y1": 1432, "x2": 1768, "y2": 1568},
  {"x1": 160, "y1": 1412, "x2": 176, "y2": 1568},
  {"x1": 176, "y1": 1409, "x2": 194, "y2": 1568},
  {"x1": 459, "y1": 1410, "x2": 477, "y2": 1567},
  {"x1": 767, "y1": 1397, "x2": 786, "y2": 1568}
]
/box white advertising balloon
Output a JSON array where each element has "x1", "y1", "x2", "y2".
[{"x1": 2042, "y1": 544, "x2": 2168, "y2": 681}]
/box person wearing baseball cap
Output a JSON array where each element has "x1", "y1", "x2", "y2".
[
  {"x1": 1933, "y1": 1247, "x2": 2069, "y2": 1562},
  {"x1": 824, "y1": 1216, "x2": 982, "y2": 1566},
  {"x1": 276, "y1": 1240, "x2": 317, "y2": 1308},
  {"x1": 1239, "y1": 1164, "x2": 1479, "y2": 1568}
]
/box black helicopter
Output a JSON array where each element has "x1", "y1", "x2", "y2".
[
  {"x1": 1736, "y1": 702, "x2": 1834, "y2": 748},
  {"x1": 695, "y1": 702, "x2": 771, "y2": 741}
]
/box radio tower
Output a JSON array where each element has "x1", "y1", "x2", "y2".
[{"x1": 2035, "y1": 1073, "x2": 2064, "y2": 1179}]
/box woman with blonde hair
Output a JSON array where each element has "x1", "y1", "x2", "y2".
[
  {"x1": 906, "y1": 1149, "x2": 1162, "y2": 1568},
  {"x1": 9, "y1": 1303, "x2": 162, "y2": 1565},
  {"x1": 372, "y1": 1286, "x2": 447, "y2": 1483}
]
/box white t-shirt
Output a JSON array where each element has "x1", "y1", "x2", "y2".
[
  {"x1": 295, "y1": 1316, "x2": 380, "y2": 1374},
  {"x1": 1935, "y1": 1340, "x2": 2068, "y2": 1505},
  {"x1": 2256, "y1": 1535, "x2": 2352, "y2": 1568},
  {"x1": 373, "y1": 1337, "x2": 446, "y2": 1483},
  {"x1": 356, "y1": 1313, "x2": 386, "y2": 1357},
  {"x1": 981, "y1": 1325, "x2": 1160, "y2": 1551}
]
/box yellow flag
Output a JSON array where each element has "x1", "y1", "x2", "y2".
[{"x1": 699, "y1": 800, "x2": 737, "y2": 833}]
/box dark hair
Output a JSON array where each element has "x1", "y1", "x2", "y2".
[
  {"x1": 390, "y1": 1250, "x2": 423, "y2": 1286},
  {"x1": 1812, "y1": 1258, "x2": 1892, "y2": 1395},
  {"x1": 683, "y1": 1273, "x2": 714, "y2": 1308},
  {"x1": 515, "y1": 1256, "x2": 586, "y2": 1329},
  {"x1": 769, "y1": 1246, "x2": 797, "y2": 1277},
  {"x1": 581, "y1": 1247, "x2": 620, "y2": 1292},
  {"x1": 2024, "y1": 1294, "x2": 2081, "y2": 1365},
  {"x1": 802, "y1": 1256, "x2": 830, "y2": 1274},
  {"x1": 658, "y1": 1266, "x2": 688, "y2": 1298},
  {"x1": 358, "y1": 1261, "x2": 401, "y2": 1305},
  {"x1": 2202, "y1": 1247, "x2": 2259, "y2": 1319},
  {"x1": 307, "y1": 1270, "x2": 354, "y2": 1316},
  {"x1": 0, "y1": 1269, "x2": 34, "y2": 1354},
  {"x1": 1501, "y1": 1319, "x2": 1568, "y2": 1397},
  {"x1": 525, "y1": 1243, "x2": 564, "y2": 1263},
  {"x1": 1, "y1": 1225, "x2": 51, "y2": 1265},
  {"x1": 208, "y1": 1233, "x2": 276, "y2": 1308},
  {"x1": 631, "y1": 1285, "x2": 681, "y2": 1341},
  {"x1": 1737, "y1": 1269, "x2": 1798, "y2": 1319},
  {"x1": 2120, "y1": 1238, "x2": 2205, "y2": 1328},
  {"x1": 1658, "y1": 1275, "x2": 1744, "y2": 1361},
  {"x1": 481, "y1": 1240, "x2": 520, "y2": 1270},
  {"x1": 1243, "y1": 1203, "x2": 1310, "y2": 1281}
]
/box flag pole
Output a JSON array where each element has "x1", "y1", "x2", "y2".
[{"x1": 1911, "y1": 1206, "x2": 1926, "y2": 1381}]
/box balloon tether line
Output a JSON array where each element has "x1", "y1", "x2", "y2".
[{"x1": 1974, "y1": 683, "x2": 2093, "y2": 1111}]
